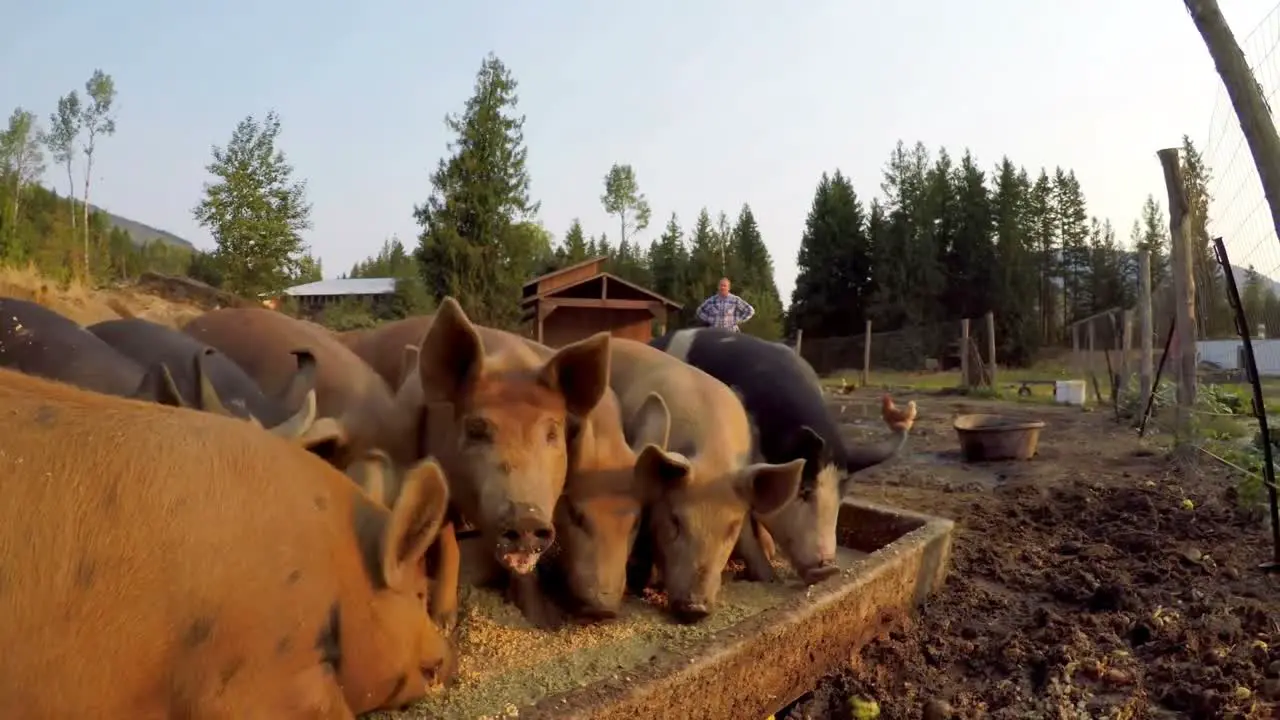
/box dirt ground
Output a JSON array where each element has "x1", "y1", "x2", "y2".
[
  {"x1": 783, "y1": 392, "x2": 1280, "y2": 720},
  {"x1": 0, "y1": 265, "x2": 206, "y2": 327}
]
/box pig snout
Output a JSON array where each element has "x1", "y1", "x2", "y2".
[
  {"x1": 801, "y1": 558, "x2": 840, "y2": 585},
  {"x1": 575, "y1": 600, "x2": 620, "y2": 622},
  {"x1": 671, "y1": 598, "x2": 711, "y2": 624},
  {"x1": 496, "y1": 503, "x2": 556, "y2": 574}
]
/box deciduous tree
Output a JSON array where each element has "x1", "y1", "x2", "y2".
[
  {"x1": 192, "y1": 111, "x2": 313, "y2": 298},
  {"x1": 80, "y1": 69, "x2": 118, "y2": 275}
]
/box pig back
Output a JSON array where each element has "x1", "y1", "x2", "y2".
[
  {"x1": 0, "y1": 371, "x2": 346, "y2": 716},
  {"x1": 0, "y1": 297, "x2": 144, "y2": 397}
]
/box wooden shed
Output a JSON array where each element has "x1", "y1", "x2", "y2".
[{"x1": 520, "y1": 256, "x2": 684, "y2": 348}]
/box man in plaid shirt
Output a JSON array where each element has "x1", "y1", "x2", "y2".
[{"x1": 696, "y1": 277, "x2": 755, "y2": 331}]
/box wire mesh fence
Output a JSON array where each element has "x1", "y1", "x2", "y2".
[{"x1": 798, "y1": 319, "x2": 968, "y2": 383}]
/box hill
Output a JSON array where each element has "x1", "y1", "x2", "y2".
[{"x1": 95, "y1": 204, "x2": 196, "y2": 251}]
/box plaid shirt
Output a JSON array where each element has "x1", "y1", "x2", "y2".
[{"x1": 696, "y1": 293, "x2": 755, "y2": 331}]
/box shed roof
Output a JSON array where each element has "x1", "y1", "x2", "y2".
[
  {"x1": 520, "y1": 271, "x2": 683, "y2": 310},
  {"x1": 283, "y1": 277, "x2": 397, "y2": 297},
  {"x1": 522, "y1": 256, "x2": 609, "y2": 289}
]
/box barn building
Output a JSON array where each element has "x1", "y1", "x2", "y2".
[
  {"x1": 268, "y1": 277, "x2": 398, "y2": 315},
  {"x1": 520, "y1": 257, "x2": 683, "y2": 347}
]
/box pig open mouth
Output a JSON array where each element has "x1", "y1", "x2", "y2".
[{"x1": 500, "y1": 551, "x2": 542, "y2": 575}]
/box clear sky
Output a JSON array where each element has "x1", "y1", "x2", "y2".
[{"x1": 4, "y1": 0, "x2": 1279, "y2": 302}]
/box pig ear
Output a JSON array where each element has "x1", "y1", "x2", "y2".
[
  {"x1": 737, "y1": 458, "x2": 805, "y2": 516},
  {"x1": 539, "y1": 331, "x2": 611, "y2": 417},
  {"x1": 135, "y1": 362, "x2": 186, "y2": 408},
  {"x1": 398, "y1": 344, "x2": 421, "y2": 390},
  {"x1": 789, "y1": 426, "x2": 825, "y2": 465},
  {"x1": 346, "y1": 450, "x2": 391, "y2": 507},
  {"x1": 381, "y1": 458, "x2": 450, "y2": 592},
  {"x1": 635, "y1": 444, "x2": 691, "y2": 492},
  {"x1": 296, "y1": 416, "x2": 350, "y2": 463},
  {"x1": 628, "y1": 392, "x2": 672, "y2": 451},
  {"x1": 417, "y1": 297, "x2": 485, "y2": 403}
]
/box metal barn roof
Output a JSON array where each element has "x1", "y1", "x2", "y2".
[{"x1": 283, "y1": 277, "x2": 397, "y2": 297}]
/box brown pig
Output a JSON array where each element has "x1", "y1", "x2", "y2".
[
  {"x1": 336, "y1": 315, "x2": 433, "y2": 389},
  {"x1": 545, "y1": 390, "x2": 675, "y2": 621},
  {"x1": 182, "y1": 307, "x2": 411, "y2": 465},
  {"x1": 395, "y1": 298, "x2": 612, "y2": 628},
  {"x1": 608, "y1": 337, "x2": 805, "y2": 623},
  {"x1": 387, "y1": 318, "x2": 674, "y2": 626},
  {"x1": 0, "y1": 367, "x2": 454, "y2": 717}
]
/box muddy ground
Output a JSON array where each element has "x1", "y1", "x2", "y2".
[{"x1": 782, "y1": 392, "x2": 1280, "y2": 720}]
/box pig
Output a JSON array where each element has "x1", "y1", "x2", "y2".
[
  {"x1": 0, "y1": 296, "x2": 187, "y2": 406},
  {"x1": 182, "y1": 307, "x2": 412, "y2": 465},
  {"x1": 544, "y1": 390, "x2": 674, "y2": 621},
  {"x1": 336, "y1": 315, "x2": 432, "y2": 389},
  {"x1": 651, "y1": 327, "x2": 918, "y2": 584},
  {"x1": 608, "y1": 337, "x2": 806, "y2": 623},
  {"x1": 373, "y1": 315, "x2": 675, "y2": 626},
  {"x1": 88, "y1": 316, "x2": 319, "y2": 429},
  {"x1": 395, "y1": 298, "x2": 612, "y2": 628},
  {"x1": 0, "y1": 366, "x2": 454, "y2": 717}
]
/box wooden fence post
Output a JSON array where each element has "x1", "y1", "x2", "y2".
[
  {"x1": 1120, "y1": 309, "x2": 1134, "y2": 403},
  {"x1": 984, "y1": 311, "x2": 997, "y2": 388},
  {"x1": 1139, "y1": 250, "x2": 1155, "y2": 411},
  {"x1": 960, "y1": 319, "x2": 971, "y2": 391},
  {"x1": 1159, "y1": 147, "x2": 1199, "y2": 449},
  {"x1": 794, "y1": 329, "x2": 803, "y2": 356},
  {"x1": 861, "y1": 320, "x2": 872, "y2": 387}
]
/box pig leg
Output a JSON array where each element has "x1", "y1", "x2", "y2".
[
  {"x1": 734, "y1": 516, "x2": 777, "y2": 582},
  {"x1": 427, "y1": 520, "x2": 460, "y2": 634},
  {"x1": 507, "y1": 570, "x2": 565, "y2": 630}
]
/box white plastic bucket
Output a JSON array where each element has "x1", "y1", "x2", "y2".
[{"x1": 1054, "y1": 380, "x2": 1087, "y2": 406}]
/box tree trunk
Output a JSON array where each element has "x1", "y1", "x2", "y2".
[
  {"x1": 65, "y1": 161, "x2": 76, "y2": 231},
  {"x1": 1184, "y1": 0, "x2": 1280, "y2": 251},
  {"x1": 83, "y1": 150, "x2": 94, "y2": 281}
]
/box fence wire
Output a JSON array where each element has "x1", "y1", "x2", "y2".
[{"x1": 1191, "y1": 2, "x2": 1280, "y2": 510}]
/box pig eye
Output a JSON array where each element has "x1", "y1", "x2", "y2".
[
  {"x1": 669, "y1": 512, "x2": 683, "y2": 537},
  {"x1": 546, "y1": 422, "x2": 560, "y2": 444},
  {"x1": 463, "y1": 417, "x2": 493, "y2": 443},
  {"x1": 797, "y1": 485, "x2": 815, "y2": 502}
]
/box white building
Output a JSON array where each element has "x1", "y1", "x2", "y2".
[{"x1": 1196, "y1": 338, "x2": 1280, "y2": 376}]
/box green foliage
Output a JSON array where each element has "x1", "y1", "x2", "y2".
[
  {"x1": 557, "y1": 220, "x2": 589, "y2": 264},
  {"x1": 192, "y1": 111, "x2": 314, "y2": 298},
  {"x1": 348, "y1": 236, "x2": 435, "y2": 319},
  {"x1": 414, "y1": 53, "x2": 537, "y2": 329},
  {"x1": 601, "y1": 163, "x2": 652, "y2": 246},
  {"x1": 727, "y1": 205, "x2": 784, "y2": 340}
]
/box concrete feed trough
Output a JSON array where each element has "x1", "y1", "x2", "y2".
[
  {"x1": 954, "y1": 413, "x2": 1046, "y2": 462},
  {"x1": 386, "y1": 499, "x2": 954, "y2": 720}
]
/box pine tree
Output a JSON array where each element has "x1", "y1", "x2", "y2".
[
  {"x1": 683, "y1": 209, "x2": 720, "y2": 326},
  {"x1": 1054, "y1": 168, "x2": 1091, "y2": 326},
  {"x1": 1026, "y1": 171, "x2": 1058, "y2": 342},
  {"x1": 413, "y1": 53, "x2": 537, "y2": 327},
  {"x1": 648, "y1": 213, "x2": 688, "y2": 311},
  {"x1": 1242, "y1": 265, "x2": 1266, "y2": 336},
  {"x1": 729, "y1": 204, "x2": 784, "y2": 340},
  {"x1": 789, "y1": 172, "x2": 871, "y2": 337},
  {"x1": 990, "y1": 159, "x2": 1038, "y2": 363},
  {"x1": 559, "y1": 219, "x2": 589, "y2": 263},
  {"x1": 1135, "y1": 195, "x2": 1169, "y2": 291},
  {"x1": 1181, "y1": 135, "x2": 1233, "y2": 338}
]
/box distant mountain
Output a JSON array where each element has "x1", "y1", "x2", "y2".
[
  {"x1": 1228, "y1": 263, "x2": 1280, "y2": 298},
  {"x1": 94, "y1": 204, "x2": 196, "y2": 251}
]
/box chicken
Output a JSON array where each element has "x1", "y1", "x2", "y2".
[{"x1": 881, "y1": 394, "x2": 918, "y2": 433}]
